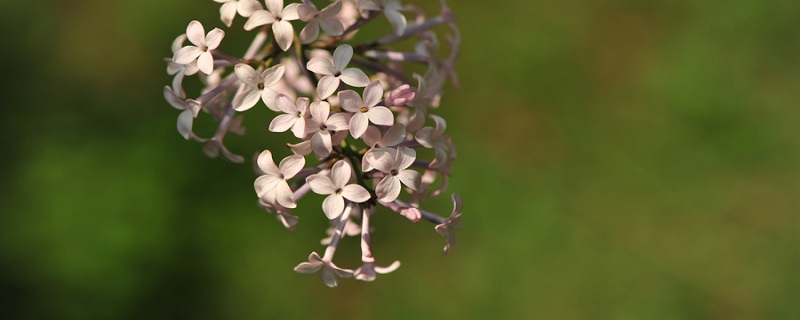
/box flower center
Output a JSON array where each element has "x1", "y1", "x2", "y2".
[
  {"x1": 320, "y1": 124, "x2": 328, "y2": 131},
  {"x1": 257, "y1": 82, "x2": 265, "y2": 90},
  {"x1": 335, "y1": 188, "x2": 343, "y2": 194},
  {"x1": 390, "y1": 169, "x2": 398, "y2": 176},
  {"x1": 359, "y1": 107, "x2": 368, "y2": 113},
  {"x1": 296, "y1": 112, "x2": 302, "y2": 118},
  {"x1": 278, "y1": 173, "x2": 285, "y2": 179}
]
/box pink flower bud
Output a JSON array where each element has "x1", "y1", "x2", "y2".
[{"x1": 387, "y1": 84, "x2": 416, "y2": 107}]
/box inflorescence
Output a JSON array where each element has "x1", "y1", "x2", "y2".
[{"x1": 164, "y1": 0, "x2": 462, "y2": 287}]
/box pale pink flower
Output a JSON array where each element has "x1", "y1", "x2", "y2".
[
  {"x1": 298, "y1": 0, "x2": 344, "y2": 44},
  {"x1": 254, "y1": 150, "x2": 305, "y2": 208},
  {"x1": 293, "y1": 252, "x2": 353, "y2": 288},
  {"x1": 163, "y1": 86, "x2": 201, "y2": 140},
  {"x1": 306, "y1": 44, "x2": 370, "y2": 99},
  {"x1": 354, "y1": 260, "x2": 401, "y2": 282},
  {"x1": 307, "y1": 160, "x2": 371, "y2": 219},
  {"x1": 172, "y1": 20, "x2": 225, "y2": 75},
  {"x1": 269, "y1": 94, "x2": 311, "y2": 138},
  {"x1": 359, "y1": 0, "x2": 406, "y2": 35},
  {"x1": 232, "y1": 63, "x2": 285, "y2": 112},
  {"x1": 435, "y1": 193, "x2": 463, "y2": 254},
  {"x1": 362, "y1": 124, "x2": 406, "y2": 171},
  {"x1": 214, "y1": 0, "x2": 263, "y2": 27},
  {"x1": 415, "y1": 114, "x2": 449, "y2": 168},
  {"x1": 166, "y1": 34, "x2": 199, "y2": 94},
  {"x1": 386, "y1": 84, "x2": 415, "y2": 106},
  {"x1": 244, "y1": 0, "x2": 300, "y2": 51},
  {"x1": 307, "y1": 101, "x2": 350, "y2": 158},
  {"x1": 339, "y1": 80, "x2": 393, "y2": 138},
  {"x1": 366, "y1": 146, "x2": 420, "y2": 202}
]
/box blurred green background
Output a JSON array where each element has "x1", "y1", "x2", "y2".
[{"x1": 2, "y1": 0, "x2": 799, "y2": 319}]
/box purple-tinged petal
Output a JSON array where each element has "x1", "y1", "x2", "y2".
[
  {"x1": 282, "y1": 3, "x2": 300, "y2": 20},
  {"x1": 342, "y1": 184, "x2": 370, "y2": 202},
  {"x1": 254, "y1": 175, "x2": 282, "y2": 197},
  {"x1": 297, "y1": 3, "x2": 318, "y2": 21},
  {"x1": 316, "y1": 75, "x2": 340, "y2": 100},
  {"x1": 272, "y1": 20, "x2": 294, "y2": 51},
  {"x1": 186, "y1": 20, "x2": 206, "y2": 46},
  {"x1": 366, "y1": 106, "x2": 394, "y2": 126},
  {"x1": 326, "y1": 113, "x2": 350, "y2": 130},
  {"x1": 265, "y1": 0, "x2": 283, "y2": 14},
  {"x1": 311, "y1": 131, "x2": 333, "y2": 158},
  {"x1": 220, "y1": 2, "x2": 237, "y2": 27},
  {"x1": 288, "y1": 140, "x2": 312, "y2": 156},
  {"x1": 256, "y1": 150, "x2": 281, "y2": 176},
  {"x1": 269, "y1": 114, "x2": 297, "y2": 133},
  {"x1": 173, "y1": 46, "x2": 203, "y2": 64},
  {"x1": 294, "y1": 261, "x2": 323, "y2": 274},
  {"x1": 339, "y1": 68, "x2": 370, "y2": 87},
  {"x1": 397, "y1": 169, "x2": 420, "y2": 191},
  {"x1": 279, "y1": 154, "x2": 306, "y2": 178},
  {"x1": 322, "y1": 194, "x2": 345, "y2": 219},
  {"x1": 349, "y1": 112, "x2": 369, "y2": 138},
  {"x1": 394, "y1": 146, "x2": 416, "y2": 170},
  {"x1": 320, "y1": 0, "x2": 343, "y2": 17},
  {"x1": 415, "y1": 127, "x2": 435, "y2": 148},
  {"x1": 299, "y1": 21, "x2": 320, "y2": 44},
  {"x1": 307, "y1": 174, "x2": 336, "y2": 195},
  {"x1": 234, "y1": 63, "x2": 260, "y2": 87},
  {"x1": 332, "y1": 44, "x2": 353, "y2": 71},
  {"x1": 261, "y1": 64, "x2": 286, "y2": 86},
  {"x1": 275, "y1": 94, "x2": 297, "y2": 113},
  {"x1": 330, "y1": 160, "x2": 351, "y2": 187},
  {"x1": 309, "y1": 101, "x2": 330, "y2": 122},
  {"x1": 365, "y1": 148, "x2": 394, "y2": 173},
  {"x1": 381, "y1": 123, "x2": 405, "y2": 146},
  {"x1": 244, "y1": 10, "x2": 274, "y2": 30},
  {"x1": 384, "y1": 9, "x2": 407, "y2": 35},
  {"x1": 238, "y1": 0, "x2": 262, "y2": 16},
  {"x1": 362, "y1": 80, "x2": 384, "y2": 107},
  {"x1": 376, "y1": 176, "x2": 401, "y2": 202},
  {"x1": 362, "y1": 126, "x2": 381, "y2": 147},
  {"x1": 319, "y1": 17, "x2": 344, "y2": 36},
  {"x1": 338, "y1": 90, "x2": 362, "y2": 112},
  {"x1": 177, "y1": 109, "x2": 194, "y2": 140},
  {"x1": 233, "y1": 86, "x2": 262, "y2": 112},
  {"x1": 374, "y1": 260, "x2": 401, "y2": 274},
  {"x1": 196, "y1": 51, "x2": 214, "y2": 74},
  {"x1": 205, "y1": 28, "x2": 225, "y2": 50},
  {"x1": 274, "y1": 181, "x2": 297, "y2": 208},
  {"x1": 290, "y1": 117, "x2": 308, "y2": 138},
  {"x1": 261, "y1": 88, "x2": 280, "y2": 111},
  {"x1": 306, "y1": 57, "x2": 336, "y2": 76}
]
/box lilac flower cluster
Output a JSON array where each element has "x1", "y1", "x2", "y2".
[{"x1": 163, "y1": 0, "x2": 462, "y2": 287}]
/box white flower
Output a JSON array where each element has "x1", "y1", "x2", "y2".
[
  {"x1": 415, "y1": 114, "x2": 449, "y2": 168},
  {"x1": 269, "y1": 94, "x2": 310, "y2": 138},
  {"x1": 254, "y1": 150, "x2": 305, "y2": 208},
  {"x1": 361, "y1": 123, "x2": 405, "y2": 171},
  {"x1": 297, "y1": 0, "x2": 344, "y2": 44},
  {"x1": 166, "y1": 34, "x2": 200, "y2": 94},
  {"x1": 354, "y1": 260, "x2": 401, "y2": 282},
  {"x1": 172, "y1": 20, "x2": 225, "y2": 75},
  {"x1": 214, "y1": 0, "x2": 263, "y2": 27},
  {"x1": 232, "y1": 63, "x2": 285, "y2": 112},
  {"x1": 244, "y1": 0, "x2": 300, "y2": 51},
  {"x1": 366, "y1": 146, "x2": 420, "y2": 202},
  {"x1": 435, "y1": 194, "x2": 463, "y2": 255},
  {"x1": 307, "y1": 160, "x2": 371, "y2": 219},
  {"x1": 293, "y1": 252, "x2": 353, "y2": 288},
  {"x1": 307, "y1": 101, "x2": 350, "y2": 158},
  {"x1": 163, "y1": 86, "x2": 201, "y2": 140},
  {"x1": 306, "y1": 44, "x2": 370, "y2": 99},
  {"x1": 359, "y1": 0, "x2": 406, "y2": 35},
  {"x1": 339, "y1": 80, "x2": 393, "y2": 138}
]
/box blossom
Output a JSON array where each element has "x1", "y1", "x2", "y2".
[
  {"x1": 415, "y1": 114, "x2": 449, "y2": 168},
  {"x1": 366, "y1": 146, "x2": 420, "y2": 202},
  {"x1": 293, "y1": 252, "x2": 353, "y2": 288},
  {"x1": 244, "y1": 0, "x2": 300, "y2": 51},
  {"x1": 306, "y1": 44, "x2": 370, "y2": 99},
  {"x1": 339, "y1": 80, "x2": 393, "y2": 138},
  {"x1": 163, "y1": 86, "x2": 201, "y2": 140},
  {"x1": 435, "y1": 193, "x2": 463, "y2": 254},
  {"x1": 232, "y1": 63, "x2": 285, "y2": 112},
  {"x1": 354, "y1": 260, "x2": 401, "y2": 282},
  {"x1": 307, "y1": 101, "x2": 350, "y2": 158},
  {"x1": 254, "y1": 150, "x2": 305, "y2": 208},
  {"x1": 269, "y1": 94, "x2": 310, "y2": 138},
  {"x1": 359, "y1": 0, "x2": 406, "y2": 35},
  {"x1": 386, "y1": 84, "x2": 415, "y2": 106},
  {"x1": 307, "y1": 160, "x2": 371, "y2": 219},
  {"x1": 362, "y1": 124, "x2": 406, "y2": 171},
  {"x1": 298, "y1": 0, "x2": 344, "y2": 44},
  {"x1": 214, "y1": 0, "x2": 262, "y2": 27},
  {"x1": 172, "y1": 20, "x2": 225, "y2": 75},
  {"x1": 166, "y1": 34, "x2": 199, "y2": 94}
]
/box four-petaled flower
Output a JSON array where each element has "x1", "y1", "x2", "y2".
[
  {"x1": 269, "y1": 94, "x2": 311, "y2": 139},
  {"x1": 244, "y1": 0, "x2": 300, "y2": 51},
  {"x1": 298, "y1": 0, "x2": 345, "y2": 44},
  {"x1": 163, "y1": 86, "x2": 201, "y2": 140},
  {"x1": 339, "y1": 80, "x2": 393, "y2": 138},
  {"x1": 415, "y1": 114, "x2": 449, "y2": 168},
  {"x1": 366, "y1": 146, "x2": 420, "y2": 202},
  {"x1": 293, "y1": 252, "x2": 354, "y2": 288},
  {"x1": 306, "y1": 44, "x2": 370, "y2": 99},
  {"x1": 254, "y1": 150, "x2": 305, "y2": 208},
  {"x1": 214, "y1": 0, "x2": 263, "y2": 27},
  {"x1": 232, "y1": 63, "x2": 285, "y2": 112},
  {"x1": 172, "y1": 20, "x2": 225, "y2": 75},
  {"x1": 435, "y1": 193, "x2": 463, "y2": 254},
  {"x1": 307, "y1": 101, "x2": 350, "y2": 158},
  {"x1": 307, "y1": 160, "x2": 371, "y2": 219}
]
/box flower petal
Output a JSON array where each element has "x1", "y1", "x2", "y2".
[
  {"x1": 272, "y1": 20, "x2": 294, "y2": 51},
  {"x1": 337, "y1": 90, "x2": 362, "y2": 112},
  {"x1": 332, "y1": 44, "x2": 353, "y2": 71},
  {"x1": 320, "y1": 0, "x2": 342, "y2": 17},
  {"x1": 349, "y1": 112, "x2": 369, "y2": 138},
  {"x1": 205, "y1": 28, "x2": 225, "y2": 50},
  {"x1": 173, "y1": 46, "x2": 203, "y2": 64},
  {"x1": 279, "y1": 154, "x2": 306, "y2": 178},
  {"x1": 186, "y1": 20, "x2": 206, "y2": 46},
  {"x1": 395, "y1": 146, "x2": 416, "y2": 170},
  {"x1": 265, "y1": 0, "x2": 283, "y2": 14},
  {"x1": 291, "y1": 117, "x2": 309, "y2": 139},
  {"x1": 415, "y1": 127, "x2": 435, "y2": 148},
  {"x1": 297, "y1": 3, "x2": 318, "y2": 21},
  {"x1": 177, "y1": 109, "x2": 194, "y2": 140},
  {"x1": 309, "y1": 101, "x2": 330, "y2": 122},
  {"x1": 365, "y1": 148, "x2": 394, "y2": 173},
  {"x1": 362, "y1": 80, "x2": 384, "y2": 107},
  {"x1": 326, "y1": 113, "x2": 350, "y2": 130},
  {"x1": 261, "y1": 64, "x2": 286, "y2": 86},
  {"x1": 316, "y1": 75, "x2": 340, "y2": 100},
  {"x1": 197, "y1": 51, "x2": 214, "y2": 74},
  {"x1": 331, "y1": 160, "x2": 352, "y2": 187},
  {"x1": 282, "y1": 3, "x2": 300, "y2": 20},
  {"x1": 238, "y1": 0, "x2": 263, "y2": 17},
  {"x1": 381, "y1": 123, "x2": 405, "y2": 146},
  {"x1": 261, "y1": 89, "x2": 280, "y2": 111},
  {"x1": 244, "y1": 10, "x2": 274, "y2": 31},
  {"x1": 232, "y1": 86, "x2": 262, "y2": 112},
  {"x1": 254, "y1": 174, "x2": 282, "y2": 197},
  {"x1": 311, "y1": 131, "x2": 332, "y2": 158},
  {"x1": 384, "y1": 9, "x2": 407, "y2": 35},
  {"x1": 319, "y1": 17, "x2": 344, "y2": 36},
  {"x1": 234, "y1": 63, "x2": 260, "y2": 87},
  {"x1": 256, "y1": 149, "x2": 281, "y2": 176},
  {"x1": 362, "y1": 126, "x2": 381, "y2": 147},
  {"x1": 299, "y1": 20, "x2": 320, "y2": 44},
  {"x1": 342, "y1": 184, "x2": 370, "y2": 202},
  {"x1": 322, "y1": 194, "x2": 345, "y2": 219},
  {"x1": 274, "y1": 181, "x2": 297, "y2": 208},
  {"x1": 269, "y1": 114, "x2": 297, "y2": 133},
  {"x1": 219, "y1": 2, "x2": 237, "y2": 27},
  {"x1": 366, "y1": 106, "x2": 394, "y2": 126},
  {"x1": 307, "y1": 174, "x2": 336, "y2": 195},
  {"x1": 339, "y1": 68, "x2": 370, "y2": 87},
  {"x1": 294, "y1": 261, "x2": 323, "y2": 274},
  {"x1": 306, "y1": 57, "x2": 336, "y2": 76},
  {"x1": 397, "y1": 169, "x2": 420, "y2": 191},
  {"x1": 376, "y1": 176, "x2": 401, "y2": 202}
]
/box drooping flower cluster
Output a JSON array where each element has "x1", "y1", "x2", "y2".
[{"x1": 164, "y1": 0, "x2": 462, "y2": 287}]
